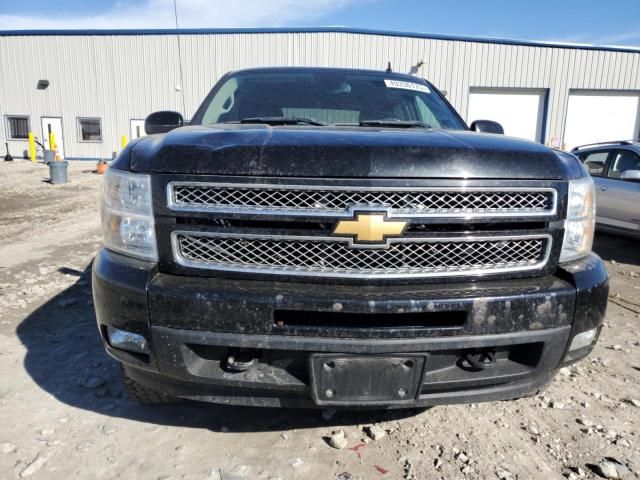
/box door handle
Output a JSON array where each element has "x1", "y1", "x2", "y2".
[{"x1": 599, "y1": 186, "x2": 608, "y2": 192}]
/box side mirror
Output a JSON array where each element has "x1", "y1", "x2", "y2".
[
  {"x1": 620, "y1": 170, "x2": 640, "y2": 182},
  {"x1": 470, "y1": 120, "x2": 504, "y2": 135},
  {"x1": 144, "y1": 111, "x2": 184, "y2": 134}
]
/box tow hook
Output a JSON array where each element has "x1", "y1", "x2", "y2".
[
  {"x1": 464, "y1": 350, "x2": 496, "y2": 370},
  {"x1": 225, "y1": 349, "x2": 259, "y2": 372}
]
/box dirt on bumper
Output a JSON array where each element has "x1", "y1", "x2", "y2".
[{"x1": 92, "y1": 249, "x2": 608, "y2": 408}]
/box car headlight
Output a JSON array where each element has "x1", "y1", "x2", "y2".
[
  {"x1": 559, "y1": 175, "x2": 595, "y2": 263},
  {"x1": 101, "y1": 168, "x2": 157, "y2": 261}
]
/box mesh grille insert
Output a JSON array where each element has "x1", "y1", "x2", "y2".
[
  {"x1": 175, "y1": 233, "x2": 549, "y2": 278},
  {"x1": 171, "y1": 184, "x2": 555, "y2": 216}
]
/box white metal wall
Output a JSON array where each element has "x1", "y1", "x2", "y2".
[{"x1": 1, "y1": 30, "x2": 639, "y2": 159}]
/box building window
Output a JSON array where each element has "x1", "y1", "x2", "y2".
[
  {"x1": 77, "y1": 117, "x2": 102, "y2": 142},
  {"x1": 5, "y1": 116, "x2": 30, "y2": 140}
]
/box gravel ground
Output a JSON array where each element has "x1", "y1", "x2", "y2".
[{"x1": 0, "y1": 160, "x2": 638, "y2": 480}]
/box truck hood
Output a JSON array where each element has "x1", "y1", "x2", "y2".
[{"x1": 124, "y1": 124, "x2": 581, "y2": 179}]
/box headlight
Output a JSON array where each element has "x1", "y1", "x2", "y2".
[
  {"x1": 559, "y1": 175, "x2": 595, "y2": 263},
  {"x1": 101, "y1": 169, "x2": 157, "y2": 261}
]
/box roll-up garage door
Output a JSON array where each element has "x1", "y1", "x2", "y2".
[
  {"x1": 467, "y1": 88, "x2": 547, "y2": 143},
  {"x1": 563, "y1": 91, "x2": 640, "y2": 151}
]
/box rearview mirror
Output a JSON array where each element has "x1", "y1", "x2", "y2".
[
  {"x1": 620, "y1": 170, "x2": 640, "y2": 182},
  {"x1": 145, "y1": 111, "x2": 184, "y2": 134},
  {"x1": 470, "y1": 120, "x2": 504, "y2": 135}
]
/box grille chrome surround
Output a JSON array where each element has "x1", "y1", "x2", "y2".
[
  {"x1": 172, "y1": 231, "x2": 552, "y2": 279},
  {"x1": 168, "y1": 182, "x2": 558, "y2": 218}
]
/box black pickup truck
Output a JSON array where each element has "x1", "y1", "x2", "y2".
[{"x1": 93, "y1": 67, "x2": 608, "y2": 408}]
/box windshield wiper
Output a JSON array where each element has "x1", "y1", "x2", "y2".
[
  {"x1": 238, "y1": 116, "x2": 327, "y2": 126},
  {"x1": 358, "y1": 120, "x2": 432, "y2": 129}
]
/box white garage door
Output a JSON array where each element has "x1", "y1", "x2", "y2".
[
  {"x1": 564, "y1": 92, "x2": 640, "y2": 151},
  {"x1": 467, "y1": 89, "x2": 547, "y2": 142}
]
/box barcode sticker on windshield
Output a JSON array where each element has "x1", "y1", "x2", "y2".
[{"x1": 384, "y1": 79, "x2": 430, "y2": 93}]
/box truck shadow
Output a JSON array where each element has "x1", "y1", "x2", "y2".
[
  {"x1": 592, "y1": 232, "x2": 639, "y2": 266},
  {"x1": 16, "y1": 262, "x2": 426, "y2": 433}
]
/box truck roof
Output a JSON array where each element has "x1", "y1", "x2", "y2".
[{"x1": 227, "y1": 66, "x2": 431, "y2": 84}]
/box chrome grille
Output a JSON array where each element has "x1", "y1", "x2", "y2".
[
  {"x1": 169, "y1": 183, "x2": 557, "y2": 218},
  {"x1": 173, "y1": 232, "x2": 551, "y2": 278}
]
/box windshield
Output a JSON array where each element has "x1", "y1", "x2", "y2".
[{"x1": 194, "y1": 70, "x2": 466, "y2": 130}]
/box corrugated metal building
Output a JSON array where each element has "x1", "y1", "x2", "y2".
[{"x1": 1, "y1": 27, "x2": 639, "y2": 160}]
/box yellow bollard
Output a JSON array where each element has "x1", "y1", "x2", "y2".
[
  {"x1": 121, "y1": 135, "x2": 128, "y2": 149},
  {"x1": 49, "y1": 131, "x2": 56, "y2": 152},
  {"x1": 28, "y1": 132, "x2": 36, "y2": 162}
]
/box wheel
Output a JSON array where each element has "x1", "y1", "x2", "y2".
[{"x1": 120, "y1": 365, "x2": 177, "y2": 405}]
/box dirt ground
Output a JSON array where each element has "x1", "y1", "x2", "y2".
[{"x1": 0, "y1": 160, "x2": 638, "y2": 480}]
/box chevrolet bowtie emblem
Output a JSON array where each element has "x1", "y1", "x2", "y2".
[{"x1": 333, "y1": 212, "x2": 408, "y2": 246}]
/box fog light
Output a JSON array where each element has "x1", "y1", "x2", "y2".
[
  {"x1": 107, "y1": 326, "x2": 149, "y2": 354},
  {"x1": 568, "y1": 328, "x2": 598, "y2": 352}
]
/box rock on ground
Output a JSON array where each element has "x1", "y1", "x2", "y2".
[
  {"x1": 328, "y1": 430, "x2": 348, "y2": 449},
  {"x1": 596, "y1": 461, "x2": 619, "y2": 479},
  {"x1": 365, "y1": 425, "x2": 386, "y2": 441}
]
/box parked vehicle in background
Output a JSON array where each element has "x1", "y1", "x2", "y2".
[{"x1": 572, "y1": 140, "x2": 640, "y2": 238}]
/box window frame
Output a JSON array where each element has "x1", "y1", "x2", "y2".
[
  {"x1": 76, "y1": 117, "x2": 103, "y2": 143},
  {"x1": 4, "y1": 115, "x2": 31, "y2": 141},
  {"x1": 580, "y1": 150, "x2": 611, "y2": 178},
  {"x1": 605, "y1": 148, "x2": 640, "y2": 180}
]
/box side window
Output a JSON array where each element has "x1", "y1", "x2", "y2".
[
  {"x1": 77, "y1": 117, "x2": 103, "y2": 142},
  {"x1": 415, "y1": 96, "x2": 441, "y2": 127},
  {"x1": 202, "y1": 77, "x2": 239, "y2": 124},
  {"x1": 581, "y1": 151, "x2": 608, "y2": 177},
  {"x1": 5, "y1": 115, "x2": 30, "y2": 140},
  {"x1": 607, "y1": 150, "x2": 640, "y2": 179}
]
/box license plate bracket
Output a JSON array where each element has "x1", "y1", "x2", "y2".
[{"x1": 309, "y1": 354, "x2": 427, "y2": 406}]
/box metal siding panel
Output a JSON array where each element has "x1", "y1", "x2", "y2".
[
  {"x1": 585, "y1": 50, "x2": 596, "y2": 87},
  {"x1": 507, "y1": 45, "x2": 516, "y2": 86},
  {"x1": 573, "y1": 50, "x2": 585, "y2": 89},
  {"x1": 456, "y1": 42, "x2": 471, "y2": 118},
  {"x1": 621, "y1": 52, "x2": 631, "y2": 89},
  {"x1": 596, "y1": 51, "x2": 606, "y2": 88},
  {"x1": 488, "y1": 43, "x2": 498, "y2": 87},
  {"x1": 631, "y1": 53, "x2": 640, "y2": 88},
  {"x1": 602, "y1": 52, "x2": 613, "y2": 88}
]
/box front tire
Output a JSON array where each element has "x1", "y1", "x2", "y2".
[{"x1": 120, "y1": 365, "x2": 177, "y2": 405}]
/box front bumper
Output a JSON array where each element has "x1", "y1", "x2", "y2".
[{"x1": 92, "y1": 249, "x2": 608, "y2": 408}]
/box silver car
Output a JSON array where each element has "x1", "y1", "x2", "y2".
[{"x1": 572, "y1": 140, "x2": 640, "y2": 238}]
